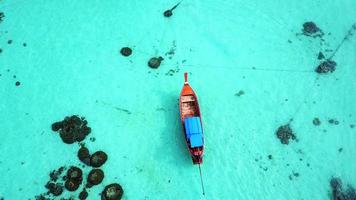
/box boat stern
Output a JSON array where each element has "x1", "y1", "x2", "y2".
[{"x1": 190, "y1": 147, "x2": 203, "y2": 164}]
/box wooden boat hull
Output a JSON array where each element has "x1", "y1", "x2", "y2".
[{"x1": 179, "y1": 73, "x2": 204, "y2": 164}]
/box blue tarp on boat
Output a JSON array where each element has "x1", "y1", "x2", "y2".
[{"x1": 184, "y1": 117, "x2": 203, "y2": 147}]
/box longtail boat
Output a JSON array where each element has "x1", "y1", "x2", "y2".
[{"x1": 179, "y1": 72, "x2": 205, "y2": 195}]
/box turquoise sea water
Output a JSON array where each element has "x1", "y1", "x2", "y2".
[{"x1": 0, "y1": 0, "x2": 356, "y2": 199}]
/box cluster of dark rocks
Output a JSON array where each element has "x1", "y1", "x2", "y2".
[
  {"x1": 77, "y1": 145, "x2": 107, "y2": 189},
  {"x1": 330, "y1": 177, "x2": 356, "y2": 200},
  {"x1": 35, "y1": 166, "x2": 66, "y2": 199},
  {"x1": 313, "y1": 117, "x2": 341, "y2": 126},
  {"x1": 51, "y1": 115, "x2": 91, "y2": 144},
  {"x1": 119, "y1": 46, "x2": 165, "y2": 69},
  {"x1": 35, "y1": 115, "x2": 123, "y2": 199},
  {"x1": 118, "y1": 2, "x2": 183, "y2": 70},
  {"x1": 276, "y1": 124, "x2": 297, "y2": 145},
  {"x1": 313, "y1": 117, "x2": 340, "y2": 126},
  {"x1": 328, "y1": 118, "x2": 340, "y2": 125},
  {"x1": 299, "y1": 21, "x2": 338, "y2": 74}
]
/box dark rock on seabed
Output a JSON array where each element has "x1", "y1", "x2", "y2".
[
  {"x1": 302, "y1": 21, "x2": 324, "y2": 37},
  {"x1": 315, "y1": 60, "x2": 337, "y2": 74},
  {"x1": 276, "y1": 124, "x2": 296, "y2": 144},
  {"x1": 78, "y1": 145, "x2": 91, "y2": 166},
  {"x1": 0, "y1": 12, "x2": 4, "y2": 23},
  {"x1": 87, "y1": 168, "x2": 104, "y2": 186},
  {"x1": 65, "y1": 179, "x2": 81, "y2": 192},
  {"x1": 163, "y1": 10, "x2": 173, "y2": 17},
  {"x1": 90, "y1": 151, "x2": 108, "y2": 167},
  {"x1": 101, "y1": 183, "x2": 124, "y2": 200},
  {"x1": 66, "y1": 166, "x2": 83, "y2": 182},
  {"x1": 163, "y1": 2, "x2": 181, "y2": 18},
  {"x1": 317, "y1": 52, "x2": 325, "y2": 60},
  {"x1": 64, "y1": 166, "x2": 83, "y2": 191},
  {"x1": 120, "y1": 47, "x2": 132, "y2": 57},
  {"x1": 148, "y1": 56, "x2": 164, "y2": 69},
  {"x1": 79, "y1": 188, "x2": 88, "y2": 200},
  {"x1": 235, "y1": 90, "x2": 245, "y2": 97},
  {"x1": 313, "y1": 118, "x2": 321, "y2": 126}
]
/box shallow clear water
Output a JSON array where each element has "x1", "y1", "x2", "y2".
[{"x1": 0, "y1": 0, "x2": 355, "y2": 199}]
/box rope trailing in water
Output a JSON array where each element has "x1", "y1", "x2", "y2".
[
  {"x1": 198, "y1": 163, "x2": 205, "y2": 196},
  {"x1": 328, "y1": 23, "x2": 356, "y2": 60}
]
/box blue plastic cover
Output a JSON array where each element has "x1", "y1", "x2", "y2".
[
  {"x1": 190, "y1": 134, "x2": 203, "y2": 148},
  {"x1": 184, "y1": 117, "x2": 203, "y2": 147}
]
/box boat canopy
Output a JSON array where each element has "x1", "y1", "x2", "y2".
[{"x1": 184, "y1": 117, "x2": 203, "y2": 148}]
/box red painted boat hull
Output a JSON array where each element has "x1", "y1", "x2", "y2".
[{"x1": 179, "y1": 72, "x2": 204, "y2": 164}]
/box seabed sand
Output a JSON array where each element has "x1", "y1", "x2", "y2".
[{"x1": 0, "y1": 0, "x2": 355, "y2": 199}]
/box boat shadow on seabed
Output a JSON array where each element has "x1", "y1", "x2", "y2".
[{"x1": 155, "y1": 92, "x2": 193, "y2": 167}]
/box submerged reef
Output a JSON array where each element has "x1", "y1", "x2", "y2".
[
  {"x1": 302, "y1": 21, "x2": 324, "y2": 37},
  {"x1": 276, "y1": 124, "x2": 296, "y2": 144},
  {"x1": 148, "y1": 56, "x2": 164, "y2": 69},
  {"x1": 39, "y1": 117, "x2": 122, "y2": 199},
  {"x1": 101, "y1": 183, "x2": 124, "y2": 200},
  {"x1": 120, "y1": 47, "x2": 132, "y2": 57},
  {"x1": 51, "y1": 115, "x2": 91, "y2": 144},
  {"x1": 315, "y1": 60, "x2": 337, "y2": 74},
  {"x1": 330, "y1": 177, "x2": 356, "y2": 200}
]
